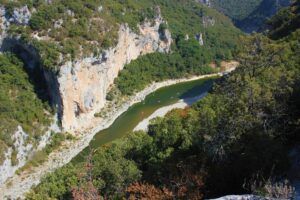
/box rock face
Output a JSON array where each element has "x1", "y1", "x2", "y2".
[
  {"x1": 56, "y1": 18, "x2": 172, "y2": 133},
  {"x1": 0, "y1": 5, "x2": 171, "y2": 134},
  {"x1": 210, "y1": 195, "x2": 265, "y2": 200},
  {"x1": 0, "y1": 116, "x2": 60, "y2": 185},
  {"x1": 0, "y1": 5, "x2": 171, "y2": 185},
  {"x1": 0, "y1": 126, "x2": 32, "y2": 185},
  {"x1": 197, "y1": 0, "x2": 212, "y2": 7},
  {"x1": 196, "y1": 33, "x2": 204, "y2": 45},
  {"x1": 10, "y1": 5, "x2": 31, "y2": 25}
]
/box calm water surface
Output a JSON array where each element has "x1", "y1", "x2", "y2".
[{"x1": 73, "y1": 77, "x2": 216, "y2": 163}]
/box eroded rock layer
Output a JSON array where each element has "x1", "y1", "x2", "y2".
[{"x1": 57, "y1": 18, "x2": 171, "y2": 132}]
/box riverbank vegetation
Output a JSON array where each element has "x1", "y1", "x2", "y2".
[
  {"x1": 109, "y1": 24, "x2": 239, "y2": 96},
  {"x1": 26, "y1": 1, "x2": 300, "y2": 199}
]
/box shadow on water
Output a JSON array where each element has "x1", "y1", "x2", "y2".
[
  {"x1": 72, "y1": 76, "x2": 218, "y2": 164},
  {"x1": 180, "y1": 79, "x2": 214, "y2": 104}
]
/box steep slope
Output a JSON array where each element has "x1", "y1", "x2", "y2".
[
  {"x1": 235, "y1": 0, "x2": 291, "y2": 32},
  {"x1": 210, "y1": 0, "x2": 263, "y2": 21},
  {"x1": 267, "y1": 0, "x2": 300, "y2": 38},
  {"x1": 0, "y1": 0, "x2": 240, "y2": 133},
  {"x1": 208, "y1": 0, "x2": 291, "y2": 32},
  {"x1": 0, "y1": 54, "x2": 53, "y2": 184},
  {"x1": 26, "y1": 1, "x2": 300, "y2": 199},
  {"x1": 0, "y1": 0, "x2": 241, "y2": 191}
]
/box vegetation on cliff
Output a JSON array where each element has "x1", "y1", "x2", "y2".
[
  {"x1": 211, "y1": 0, "x2": 262, "y2": 21},
  {"x1": 26, "y1": 1, "x2": 300, "y2": 199},
  {"x1": 113, "y1": 38, "x2": 215, "y2": 96},
  {"x1": 211, "y1": 0, "x2": 291, "y2": 32},
  {"x1": 0, "y1": 0, "x2": 240, "y2": 164},
  {"x1": 0, "y1": 54, "x2": 52, "y2": 164},
  {"x1": 2, "y1": 0, "x2": 240, "y2": 71},
  {"x1": 110, "y1": 0, "x2": 241, "y2": 96}
]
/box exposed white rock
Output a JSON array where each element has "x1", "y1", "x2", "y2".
[
  {"x1": 0, "y1": 66, "x2": 237, "y2": 200},
  {"x1": 197, "y1": 0, "x2": 212, "y2": 7},
  {"x1": 10, "y1": 6, "x2": 31, "y2": 25},
  {"x1": 37, "y1": 114, "x2": 61, "y2": 150},
  {"x1": 57, "y1": 18, "x2": 172, "y2": 133},
  {"x1": 0, "y1": 6, "x2": 9, "y2": 44},
  {"x1": 0, "y1": 126, "x2": 33, "y2": 185},
  {"x1": 210, "y1": 195, "x2": 265, "y2": 200},
  {"x1": 185, "y1": 34, "x2": 190, "y2": 40},
  {"x1": 0, "y1": 115, "x2": 60, "y2": 185},
  {"x1": 196, "y1": 33, "x2": 204, "y2": 46},
  {"x1": 98, "y1": 6, "x2": 103, "y2": 13},
  {"x1": 54, "y1": 19, "x2": 63, "y2": 29},
  {"x1": 203, "y1": 16, "x2": 215, "y2": 27}
]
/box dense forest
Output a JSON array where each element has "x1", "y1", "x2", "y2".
[
  {"x1": 211, "y1": 0, "x2": 291, "y2": 32},
  {"x1": 110, "y1": 0, "x2": 241, "y2": 96},
  {"x1": 211, "y1": 0, "x2": 263, "y2": 21},
  {"x1": 112, "y1": 37, "x2": 218, "y2": 96},
  {"x1": 26, "y1": 1, "x2": 300, "y2": 199}
]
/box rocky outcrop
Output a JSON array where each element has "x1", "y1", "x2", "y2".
[
  {"x1": 210, "y1": 195, "x2": 265, "y2": 200},
  {"x1": 10, "y1": 5, "x2": 31, "y2": 25},
  {"x1": 57, "y1": 18, "x2": 172, "y2": 133},
  {"x1": 0, "y1": 5, "x2": 31, "y2": 41},
  {"x1": 0, "y1": 126, "x2": 32, "y2": 185},
  {"x1": 0, "y1": 66, "x2": 237, "y2": 200},
  {"x1": 202, "y1": 16, "x2": 215, "y2": 27},
  {"x1": 0, "y1": 5, "x2": 172, "y2": 134},
  {"x1": 0, "y1": 116, "x2": 60, "y2": 185},
  {"x1": 196, "y1": 33, "x2": 204, "y2": 45},
  {"x1": 197, "y1": 0, "x2": 212, "y2": 7},
  {"x1": 0, "y1": 5, "x2": 171, "y2": 186}
]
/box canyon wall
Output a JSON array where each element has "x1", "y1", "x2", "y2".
[
  {"x1": 56, "y1": 18, "x2": 172, "y2": 133},
  {"x1": 1, "y1": 5, "x2": 172, "y2": 134},
  {"x1": 0, "y1": 5, "x2": 171, "y2": 184}
]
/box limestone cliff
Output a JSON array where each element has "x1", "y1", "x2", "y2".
[
  {"x1": 56, "y1": 18, "x2": 172, "y2": 133},
  {"x1": 0, "y1": 4, "x2": 171, "y2": 184},
  {"x1": 1, "y1": 4, "x2": 171, "y2": 133},
  {"x1": 0, "y1": 118, "x2": 60, "y2": 185}
]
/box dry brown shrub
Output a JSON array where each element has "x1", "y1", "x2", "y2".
[
  {"x1": 126, "y1": 182, "x2": 173, "y2": 200},
  {"x1": 72, "y1": 181, "x2": 101, "y2": 200}
]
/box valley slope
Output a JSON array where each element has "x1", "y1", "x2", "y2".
[{"x1": 0, "y1": 0, "x2": 241, "y2": 195}]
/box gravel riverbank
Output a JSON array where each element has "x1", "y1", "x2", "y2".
[{"x1": 134, "y1": 92, "x2": 208, "y2": 131}]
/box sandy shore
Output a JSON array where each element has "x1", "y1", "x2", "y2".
[
  {"x1": 0, "y1": 67, "x2": 236, "y2": 199},
  {"x1": 134, "y1": 92, "x2": 208, "y2": 131}
]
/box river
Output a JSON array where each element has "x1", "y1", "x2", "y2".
[{"x1": 73, "y1": 77, "x2": 216, "y2": 163}]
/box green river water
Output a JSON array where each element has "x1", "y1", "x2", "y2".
[{"x1": 73, "y1": 77, "x2": 216, "y2": 163}]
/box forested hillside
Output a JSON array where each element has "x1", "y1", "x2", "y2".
[
  {"x1": 26, "y1": 1, "x2": 300, "y2": 199},
  {"x1": 211, "y1": 0, "x2": 262, "y2": 21},
  {"x1": 1, "y1": 0, "x2": 240, "y2": 71},
  {"x1": 110, "y1": 0, "x2": 241, "y2": 96},
  {"x1": 211, "y1": 0, "x2": 291, "y2": 32},
  {"x1": 0, "y1": 0, "x2": 241, "y2": 164},
  {"x1": 0, "y1": 0, "x2": 241, "y2": 167}
]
